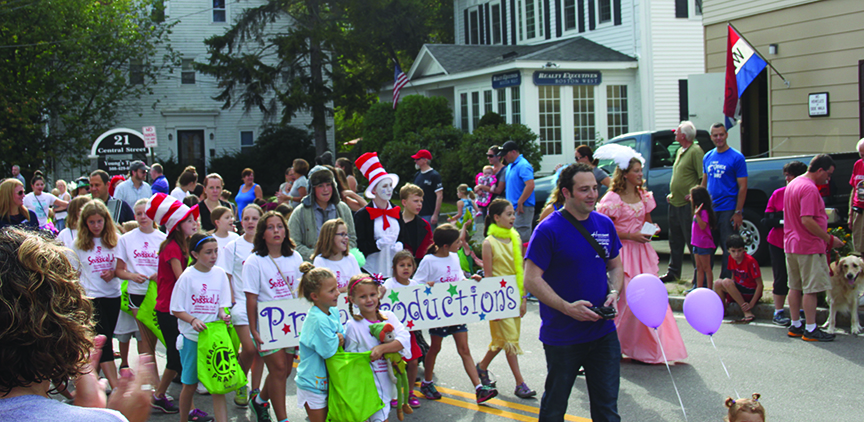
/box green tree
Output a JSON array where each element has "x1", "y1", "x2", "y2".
[{"x1": 0, "y1": 0, "x2": 177, "y2": 178}]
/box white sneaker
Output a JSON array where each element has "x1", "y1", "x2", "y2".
[{"x1": 196, "y1": 382, "x2": 210, "y2": 395}]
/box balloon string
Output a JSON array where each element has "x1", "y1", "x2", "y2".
[
  {"x1": 710, "y1": 335, "x2": 740, "y2": 399},
  {"x1": 654, "y1": 328, "x2": 687, "y2": 422}
]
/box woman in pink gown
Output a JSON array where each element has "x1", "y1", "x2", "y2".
[{"x1": 597, "y1": 157, "x2": 687, "y2": 364}]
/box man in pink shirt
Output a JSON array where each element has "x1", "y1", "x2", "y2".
[
  {"x1": 784, "y1": 154, "x2": 845, "y2": 342},
  {"x1": 848, "y1": 138, "x2": 864, "y2": 252}
]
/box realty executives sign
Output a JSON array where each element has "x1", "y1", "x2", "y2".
[{"x1": 257, "y1": 276, "x2": 520, "y2": 350}]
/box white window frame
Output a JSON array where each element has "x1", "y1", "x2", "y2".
[
  {"x1": 561, "y1": 0, "x2": 578, "y2": 33},
  {"x1": 595, "y1": 0, "x2": 614, "y2": 28},
  {"x1": 490, "y1": 1, "x2": 503, "y2": 45},
  {"x1": 692, "y1": 0, "x2": 703, "y2": 18},
  {"x1": 213, "y1": 0, "x2": 227, "y2": 23},
  {"x1": 516, "y1": 0, "x2": 543, "y2": 43},
  {"x1": 466, "y1": 6, "x2": 481, "y2": 45},
  {"x1": 460, "y1": 92, "x2": 470, "y2": 132},
  {"x1": 181, "y1": 58, "x2": 195, "y2": 85},
  {"x1": 239, "y1": 130, "x2": 255, "y2": 153},
  {"x1": 496, "y1": 88, "x2": 508, "y2": 122}
]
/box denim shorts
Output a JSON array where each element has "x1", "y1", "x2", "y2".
[
  {"x1": 429, "y1": 324, "x2": 468, "y2": 338},
  {"x1": 692, "y1": 246, "x2": 713, "y2": 255}
]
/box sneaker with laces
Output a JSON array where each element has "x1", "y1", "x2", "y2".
[
  {"x1": 803, "y1": 327, "x2": 835, "y2": 342},
  {"x1": 196, "y1": 382, "x2": 210, "y2": 395},
  {"x1": 151, "y1": 394, "x2": 180, "y2": 414},
  {"x1": 188, "y1": 408, "x2": 214, "y2": 421},
  {"x1": 408, "y1": 393, "x2": 421, "y2": 408},
  {"x1": 475, "y1": 364, "x2": 496, "y2": 387},
  {"x1": 250, "y1": 393, "x2": 272, "y2": 422},
  {"x1": 787, "y1": 324, "x2": 805, "y2": 338},
  {"x1": 772, "y1": 311, "x2": 791, "y2": 326},
  {"x1": 514, "y1": 382, "x2": 536, "y2": 398},
  {"x1": 419, "y1": 381, "x2": 442, "y2": 400},
  {"x1": 234, "y1": 385, "x2": 249, "y2": 407},
  {"x1": 475, "y1": 385, "x2": 498, "y2": 404}
]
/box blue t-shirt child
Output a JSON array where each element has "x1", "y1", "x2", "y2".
[
  {"x1": 702, "y1": 147, "x2": 748, "y2": 212},
  {"x1": 296, "y1": 305, "x2": 344, "y2": 394},
  {"x1": 525, "y1": 210, "x2": 621, "y2": 346}
]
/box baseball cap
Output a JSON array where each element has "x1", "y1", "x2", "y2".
[
  {"x1": 130, "y1": 160, "x2": 149, "y2": 172},
  {"x1": 411, "y1": 149, "x2": 432, "y2": 160},
  {"x1": 496, "y1": 141, "x2": 518, "y2": 157}
]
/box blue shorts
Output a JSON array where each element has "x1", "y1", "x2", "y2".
[
  {"x1": 693, "y1": 246, "x2": 713, "y2": 255},
  {"x1": 180, "y1": 336, "x2": 199, "y2": 385},
  {"x1": 429, "y1": 324, "x2": 467, "y2": 338}
]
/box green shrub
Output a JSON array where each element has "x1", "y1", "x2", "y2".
[
  {"x1": 477, "y1": 111, "x2": 506, "y2": 128},
  {"x1": 392, "y1": 95, "x2": 452, "y2": 139},
  {"x1": 360, "y1": 102, "x2": 396, "y2": 155}
]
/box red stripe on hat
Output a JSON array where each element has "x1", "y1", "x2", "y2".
[
  {"x1": 160, "y1": 201, "x2": 182, "y2": 226},
  {"x1": 146, "y1": 193, "x2": 167, "y2": 220},
  {"x1": 354, "y1": 152, "x2": 376, "y2": 172},
  {"x1": 364, "y1": 162, "x2": 383, "y2": 178}
]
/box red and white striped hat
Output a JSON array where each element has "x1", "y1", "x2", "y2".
[
  {"x1": 145, "y1": 193, "x2": 199, "y2": 235},
  {"x1": 355, "y1": 152, "x2": 399, "y2": 199}
]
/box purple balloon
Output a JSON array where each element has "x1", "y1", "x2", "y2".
[
  {"x1": 683, "y1": 288, "x2": 724, "y2": 336},
  {"x1": 626, "y1": 274, "x2": 668, "y2": 329}
]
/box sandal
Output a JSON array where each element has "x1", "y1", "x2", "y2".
[{"x1": 731, "y1": 315, "x2": 755, "y2": 324}]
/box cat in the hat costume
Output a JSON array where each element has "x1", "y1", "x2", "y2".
[{"x1": 353, "y1": 152, "x2": 405, "y2": 276}]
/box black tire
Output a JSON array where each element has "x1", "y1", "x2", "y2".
[{"x1": 740, "y1": 208, "x2": 769, "y2": 265}]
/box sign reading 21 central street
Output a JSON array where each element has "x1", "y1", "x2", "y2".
[{"x1": 256, "y1": 276, "x2": 520, "y2": 350}]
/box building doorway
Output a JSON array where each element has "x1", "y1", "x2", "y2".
[{"x1": 177, "y1": 130, "x2": 205, "y2": 177}]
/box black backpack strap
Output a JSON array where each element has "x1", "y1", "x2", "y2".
[{"x1": 559, "y1": 209, "x2": 607, "y2": 260}]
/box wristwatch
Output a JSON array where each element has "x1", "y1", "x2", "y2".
[{"x1": 734, "y1": 210, "x2": 743, "y2": 215}]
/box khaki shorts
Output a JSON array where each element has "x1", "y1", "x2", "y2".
[{"x1": 786, "y1": 253, "x2": 830, "y2": 294}]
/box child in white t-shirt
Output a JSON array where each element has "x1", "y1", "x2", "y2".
[
  {"x1": 210, "y1": 205, "x2": 239, "y2": 250},
  {"x1": 215, "y1": 203, "x2": 263, "y2": 406},
  {"x1": 56, "y1": 196, "x2": 92, "y2": 247},
  {"x1": 380, "y1": 250, "x2": 423, "y2": 409},
  {"x1": 243, "y1": 211, "x2": 303, "y2": 422},
  {"x1": 312, "y1": 218, "x2": 362, "y2": 291},
  {"x1": 414, "y1": 224, "x2": 496, "y2": 404},
  {"x1": 115, "y1": 199, "x2": 166, "y2": 363},
  {"x1": 170, "y1": 233, "x2": 232, "y2": 422}
]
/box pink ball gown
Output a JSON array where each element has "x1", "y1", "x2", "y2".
[{"x1": 597, "y1": 190, "x2": 687, "y2": 364}]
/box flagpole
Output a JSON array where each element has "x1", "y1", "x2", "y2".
[{"x1": 728, "y1": 22, "x2": 790, "y2": 88}]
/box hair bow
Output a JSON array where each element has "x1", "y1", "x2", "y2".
[{"x1": 371, "y1": 273, "x2": 386, "y2": 285}]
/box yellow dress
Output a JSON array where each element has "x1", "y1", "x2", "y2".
[{"x1": 486, "y1": 234, "x2": 523, "y2": 355}]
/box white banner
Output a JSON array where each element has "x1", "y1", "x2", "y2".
[{"x1": 256, "y1": 276, "x2": 520, "y2": 350}]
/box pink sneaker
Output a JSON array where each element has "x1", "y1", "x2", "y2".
[
  {"x1": 390, "y1": 399, "x2": 398, "y2": 408},
  {"x1": 408, "y1": 393, "x2": 421, "y2": 408}
]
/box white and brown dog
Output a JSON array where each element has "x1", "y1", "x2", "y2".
[{"x1": 824, "y1": 255, "x2": 864, "y2": 335}]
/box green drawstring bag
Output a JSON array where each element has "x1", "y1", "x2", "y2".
[
  {"x1": 325, "y1": 346, "x2": 383, "y2": 422},
  {"x1": 135, "y1": 280, "x2": 166, "y2": 346},
  {"x1": 197, "y1": 321, "x2": 247, "y2": 395},
  {"x1": 224, "y1": 307, "x2": 240, "y2": 353},
  {"x1": 120, "y1": 281, "x2": 133, "y2": 315}
]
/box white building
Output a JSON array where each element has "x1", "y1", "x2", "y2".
[
  {"x1": 384, "y1": 0, "x2": 705, "y2": 173},
  {"x1": 56, "y1": 0, "x2": 331, "y2": 182}
]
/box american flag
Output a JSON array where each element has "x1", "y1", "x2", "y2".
[{"x1": 393, "y1": 64, "x2": 409, "y2": 109}]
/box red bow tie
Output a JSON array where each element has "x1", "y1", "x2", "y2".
[{"x1": 367, "y1": 206, "x2": 401, "y2": 230}]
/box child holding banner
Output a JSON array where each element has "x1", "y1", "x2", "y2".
[
  {"x1": 115, "y1": 198, "x2": 166, "y2": 378},
  {"x1": 312, "y1": 218, "x2": 363, "y2": 291},
  {"x1": 244, "y1": 211, "x2": 303, "y2": 422},
  {"x1": 217, "y1": 203, "x2": 264, "y2": 407},
  {"x1": 171, "y1": 233, "x2": 232, "y2": 422},
  {"x1": 414, "y1": 224, "x2": 498, "y2": 404},
  {"x1": 381, "y1": 250, "x2": 423, "y2": 409},
  {"x1": 475, "y1": 199, "x2": 536, "y2": 399},
  {"x1": 345, "y1": 275, "x2": 411, "y2": 422},
  {"x1": 295, "y1": 263, "x2": 344, "y2": 422}
]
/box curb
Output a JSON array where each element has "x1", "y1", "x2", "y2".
[{"x1": 669, "y1": 296, "x2": 862, "y2": 327}]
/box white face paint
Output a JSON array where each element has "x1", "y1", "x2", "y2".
[{"x1": 375, "y1": 179, "x2": 394, "y2": 202}]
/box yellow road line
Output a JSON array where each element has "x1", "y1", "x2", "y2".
[{"x1": 416, "y1": 388, "x2": 591, "y2": 422}]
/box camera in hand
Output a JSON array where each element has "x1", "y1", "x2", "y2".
[{"x1": 589, "y1": 306, "x2": 617, "y2": 320}]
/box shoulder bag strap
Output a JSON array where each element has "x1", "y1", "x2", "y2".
[
  {"x1": 268, "y1": 255, "x2": 291, "y2": 290},
  {"x1": 558, "y1": 209, "x2": 606, "y2": 260}
]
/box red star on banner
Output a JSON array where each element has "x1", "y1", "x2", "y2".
[
  {"x1": 282, "y1": 324, "x2": 291, "y2": 335},
  {"x1": 406, "y1": 320, "x2": 415, "y2": 329},
  {"x1": 344, "y1": 296, "x2": 350, "y2": 304},
  {"x1": 500, "y1": 279, "x2": 507, "y2": 288}
]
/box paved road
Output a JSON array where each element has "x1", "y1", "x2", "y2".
[{"x1": 112, "y1": 296, "x2": 863, "y2": 422}]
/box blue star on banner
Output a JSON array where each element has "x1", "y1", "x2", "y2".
[
  {"x1": 424, "y1": 286, "x2": 433, "y2": 295},
  {"x1": 479, "y1": 313, "x2": 486, "y2": 321}
]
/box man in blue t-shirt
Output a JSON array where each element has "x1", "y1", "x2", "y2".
[
  {"x1": 525, "y1": 163, "x2": 623, "y2": 422},
  {"x1": 412, "y1": 149, "x2": 443, "y2": 229},
  {"x1": 702, "y1": 123, "x2": 748, "y2": 279},
  {"x1": 498, "y1": 141, "x2": 535, "y2": 241}
]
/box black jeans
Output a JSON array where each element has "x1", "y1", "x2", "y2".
[
  {"x1": 712, "y1": 210, "x2": 736, "y2": 278},
  {"x1": 539, "y1": 331, "x2": 621, "y2": 422},
  {"x1": 667, "y1": 203, "x2": 696, "y2": 284},
  {"x1": 92, "y1": 297, "x2": 121, "y2": 363},
  {"x1": 156, "y1": 310, "x2": 182, "y2": 373},
  {"x1": 769, "y1": 243, "x2": 789, "y2": 296}
]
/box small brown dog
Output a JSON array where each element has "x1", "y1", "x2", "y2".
[{"x1": 825, "y1": 255, "x2": 864, "y2": 335}]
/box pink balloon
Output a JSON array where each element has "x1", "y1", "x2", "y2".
[
  {"x1": 683, "y1": 288, "x2": 724, "y2": 336},
  {"x1": 625, "y1": 274, "x2": 668, "y2": 329}
]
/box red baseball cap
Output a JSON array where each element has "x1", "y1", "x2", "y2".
[{"x1": 411, "y1": 149, "x2": 432, "y2": 160}]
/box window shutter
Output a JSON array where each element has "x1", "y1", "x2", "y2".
[
  {"x1": 679, "y1": 79, "x2": 689, "y2": 122},
  {"x1": 588, "y1": 0, "x2": 595, "y2": 30},
  {"x1": 578, "y1": 0, "x2": 585, "y2": 32},
  {"x1": 510, "y1": 0, "x2": 517, "y2": 44},
  {"x1": 544, "y1": 0, "x2": 552, "y2": 39},
  {"x1": 675, "y1": 0, "x2": 688, "y2": 18},
  {"x1": 485, "y1": 3, "x2": 491, "y2": 44},
  {"x1": 478, "y1": 6, "x2": 485, "y2": 44},
  {"x1": 613, "y1": 0, "x2": 621, "y2": 25},
  {"x1": 502, "y1": 0, "x2": 509, "y2": 45},
  {"x1": 555, "y1": 0, "x2": 562, "y2": 37},
  {"x1": 464, "y1": 9, "x2": 470, "y2": 44}
]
